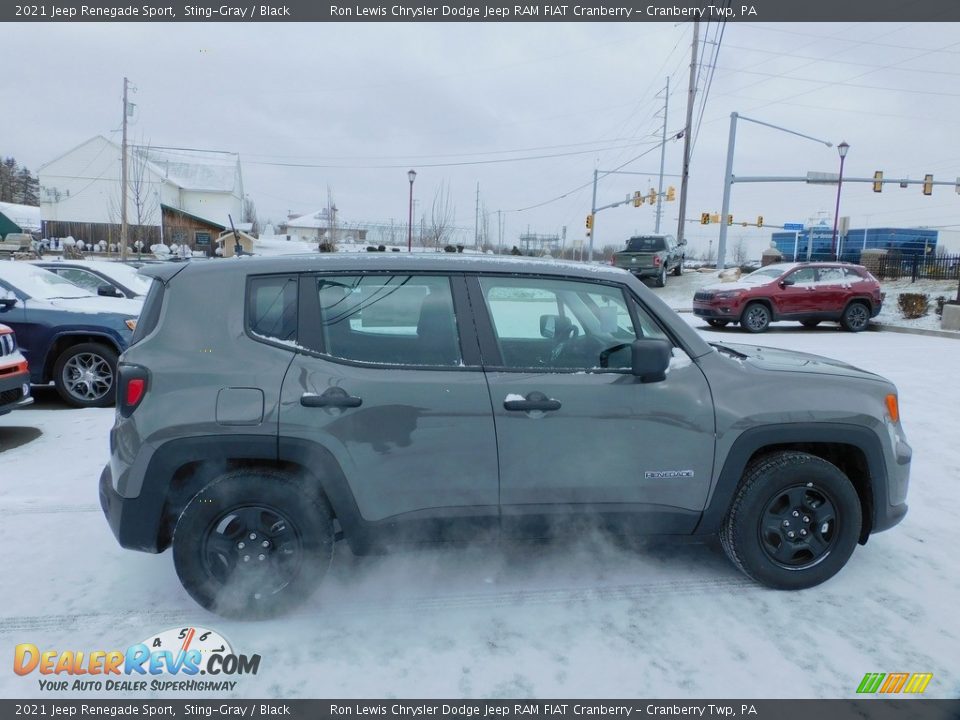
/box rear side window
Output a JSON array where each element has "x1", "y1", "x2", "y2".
[
  {"x1": 313, "y1": 274, "x2": 462, "y2": 367},
  {"x1": 130, "y1": 279, "x2": 165, "y2": 345},
  {"x1": 626, "y1": 236, "x2": 667, "y2": 252},
  {"x1": 247, "y1": 275, "x2": 298, "y2": 342}
]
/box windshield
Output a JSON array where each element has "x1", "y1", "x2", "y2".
[
  {"x1": 94, "y1": 263, "x2": 153, "y2": 295},
  {"x1": 0, "y1": 262, "x2": 94, "y2": 299},
  {"x1": 742, "y1": 266, "x2": 787, "y2": 283},
  {"x1": 626, "y1": 236, "x2": 667, "y2": 252}
]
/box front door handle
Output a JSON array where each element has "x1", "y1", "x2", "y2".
[
  {"x1": 301, "y1": 387, "x2": 363, "y2": 408},
  {"x1": 503, "y1": 391, "x2": 561, "y2": 413}
]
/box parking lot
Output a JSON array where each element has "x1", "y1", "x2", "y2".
[{"x1": 1, "y1": 306, "x2": 958, "y2": 699}]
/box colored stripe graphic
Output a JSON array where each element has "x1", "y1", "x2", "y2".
[
  {"x1": 879, "y1": 672, "x2": 910, "y2": 693},
  {"x1": 903, "y1": 673, "x2": 934, "y2": 694},
  {"x1": 857, "y1": 673, "x2": 885, "y2": 694}
]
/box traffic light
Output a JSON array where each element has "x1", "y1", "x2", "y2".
[
  {"x1": 666, "y1": 186, "x2": 676, "y2": 201},
  {"x1": 633, "y1": 191, "x2": 643, "y2": 207},
  {"x1": 700, "y1": 212, "x2": 710, "y2": 225},
  {"x1": 585, "y1": 214, "x2": 594, "y2": 229},
  {"x1": 873, "y1": 171, "x2": 883, "y2": 193},
  {"x1": 923, "y1": 174, "x2": 933, "y2": 195},
  {"x1": 757, "y1": 215, "x2": 763, "y2": 228},
  {"x1": 648, "y1": 188, "x2": 657, "y2": 205},
  {"x1": 727, "y1": 215, "x2": 733, "y2": 226}
]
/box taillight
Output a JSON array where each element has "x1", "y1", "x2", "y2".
[
  {"x1": 118, "y1": 364, "x2": 149, "y2": 418},
  {"x1": 126, "y1": 378, "x2": 146, "y2": 406},
  {"x1": 654, "y1": 256, "x2": 661, "y2": 266}
]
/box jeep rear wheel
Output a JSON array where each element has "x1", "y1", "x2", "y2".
[
  {"x1": 53, "y1": 342, "x2": 118, "y2": 408},
  {"x1": 655, "y1": 265, "x2": 667, "y2": 288},
  {"x1": 173, "y1": 470, "x2": 334, "y2": 619},
  {"x1": 841, "y1": 302, "x2": 871, "y2": 332},
  {"x1": 740, "y1": 302, "x2": 771, "y2": 333},
  {"x1": 720, "y1": 451, "x2": 862, "y2": 590}
]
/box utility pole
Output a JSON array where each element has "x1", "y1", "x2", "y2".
[
  {"x1": 655, "y1": 76, "x2": 669, "y2": 234},
  {"x1": 120, "y1": 76, "x2": 129, "y2": 261},
  {"x1": 497, "y1": 209, "x2": 503, "y2": 254},
  {"x1": 474, "y1": 182, "x2": 480, "y2": 248},
  {"x1": 588, "y1": 168, "x2": 598, "y2": 262},
  {"x1": 675, "y1": 20, "x2": 699, "y2": 248}
]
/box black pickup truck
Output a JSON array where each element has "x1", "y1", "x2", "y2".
[{"x1": 611, "y1": 234, "x2": 685, "y2": 287}]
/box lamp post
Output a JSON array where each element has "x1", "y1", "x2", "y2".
[
  {"x1": 831, "y1": 141, "x2": 850, "y2": 258},
  {"x1": 407, "y1": 170, "x2": 416, "y2": 252}
]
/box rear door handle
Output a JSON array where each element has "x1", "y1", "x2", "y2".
[
  {"x1": 301, "y1": 387, "x2": 363, "y2": 408},
  {"x1": 503, "y1": 391, "x2": 561, "y2": 413}
]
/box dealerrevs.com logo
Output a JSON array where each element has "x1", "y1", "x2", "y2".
[{"x1": 14, "y1": 627, "x2": 261, "y2": 693}]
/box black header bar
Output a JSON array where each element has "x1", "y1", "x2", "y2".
[{"x1": 5, "y1": 0, "x2": 960, "y2": 23}]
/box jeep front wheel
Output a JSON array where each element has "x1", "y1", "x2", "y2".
[
  {"x1": 740, "y1": 302, "x2": 771, "y2": 333},
  {"x1": 173, "y1": 470, "x2": 335, "y2": 619},
  {"x1": 720, "y1": 451, "x2": 862, "y2": 590},
  {"x1": 53, "y1": 342, "x2": 118, "y2": 408}
]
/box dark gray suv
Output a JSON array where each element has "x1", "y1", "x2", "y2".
[{"x1": 99, "y1": 255, "x2": 911, "y2": 617}]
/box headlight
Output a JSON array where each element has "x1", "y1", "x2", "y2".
[
  {"x1": 714, "y1": 290, "x2": 745, "y2": 299},
  {"x1": 125, "y1": 319, "x2": 138, "y2": 331}
]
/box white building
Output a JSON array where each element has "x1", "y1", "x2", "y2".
[{"x1": 38, "y1": 135, "x2": 245, "y2": 250}]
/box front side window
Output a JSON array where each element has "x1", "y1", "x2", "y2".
[
  {"x1": 787, "y1": 267, "x2": 817, "y2": 285},
  {"x1": 315, "y1": 274, "x2": 461, "y2": 367},
  {"x1": 55, "y1": 268, "x2": 102, "y2": 293},
  {"x1": 479, "y1": 276, "x2": 665, "y2": 371}
]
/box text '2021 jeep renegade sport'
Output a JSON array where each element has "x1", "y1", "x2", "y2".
[{"x1": 99, "y1": 255, "x2": 911, "y2": 618}]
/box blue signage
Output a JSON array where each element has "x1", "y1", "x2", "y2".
[{"x1": 783, "y1": 223, "x2": 805, "y2": 231}]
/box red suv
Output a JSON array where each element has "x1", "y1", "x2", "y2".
[{"x1": 693, "y1": 262, "x2": 883, "y2": 333}]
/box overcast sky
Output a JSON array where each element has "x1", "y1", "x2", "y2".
[{"x1": 5, "y1": 20, "x2": 960, "y2": 255}]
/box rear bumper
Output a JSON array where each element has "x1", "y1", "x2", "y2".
[
  {"x1": 99, "y1": 463, "x2": 164, "y2": 553},
  {"x1": 0, "y1": 370, "x2": 32, "y2": 415}
]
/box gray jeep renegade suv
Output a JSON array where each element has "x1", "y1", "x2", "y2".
[{"x1": 99, "y1": 254, "x2": 911, "y2": 618}]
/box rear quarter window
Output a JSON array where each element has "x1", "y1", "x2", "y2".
[{"x1": 247, "y1": 275, "x2": 299, "y2": 343}]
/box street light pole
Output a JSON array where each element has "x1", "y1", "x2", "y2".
[
  {"x1": 831, "y1": 141, "x2": 849, "y2": 258},
  {"x1": 407, "y1": 169, "x2": 416, "y2": 252}
]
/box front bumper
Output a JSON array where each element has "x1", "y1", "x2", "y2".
[
  {"x1": 872, "y1": 435, "x2": 911, "y2": 534},
  {"x1": 0, "y1": 370, "x2": 32, "y2": 415},
  {"x1": 693, "y1": 303, "x2": 742, "y2": 320}
]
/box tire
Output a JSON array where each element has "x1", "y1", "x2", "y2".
[
  {"x1": 672, "y1": 262, "x2": 682, "y2": 277},
  {"x1": 173, "y1": 470, "x2": 335, "y2": 619},
  {"x1": 706, "y1": 319, "x2": 729, "y2": 328},
  {"x1": 740, "y1": 302, "x2": 771, "y2": 333},
  {"x1": 655, "y1": 265, "x2": 667, "y2": 288},
  {"x1": 800, "y1": 320, "x2": 821, "y2": 328},
  {"x1": 720, "y1": 451, "x2": 862, "y2": 590},
  {"x1": 841, "y1": 301, "x2": 871, "y2": 332},
  {"x1": 53, "y1": 342, "x2": 118, "y2": 408}
]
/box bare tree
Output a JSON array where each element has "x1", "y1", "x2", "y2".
[
  {"x1": 129, "y1": 145, "x2": 159, "y2": 253},
  {"x1": 428, "y1": 182, "x2": 456, "y2": 249},
  {"x1": 241, "y1": 196, "x2": 260, "y2": 236},
  {"x1": 732, "y1": 237, "x2": 748, "y2": 266}
]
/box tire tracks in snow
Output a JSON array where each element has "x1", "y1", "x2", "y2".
[
  {"x1": 0, "y1": 577, "x2": 755, "y2": 634},
  {"x1": 0, "y1": 504, "x2": 99, "y2": 516}
]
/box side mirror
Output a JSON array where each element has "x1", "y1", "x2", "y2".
[
  {"x1": 97, "y1": 284, "x2": 122, "y2": 297},
  {"x1": 539, "y1": 314, "x2": 560, "y2": 338},
  {"x1": 779, "y1": 278, "x2": 795, "y2": 288},
  {"x1": 631, "y1": 338, "x2": 672, "y2": 382},
  {"x1": 0, "y1": 291, "x2": 17, "y2": 310}
]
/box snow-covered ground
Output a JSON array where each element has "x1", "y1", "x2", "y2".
[{"x1": 1, "y1": 318, "x2": 958, "y2": 699}]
